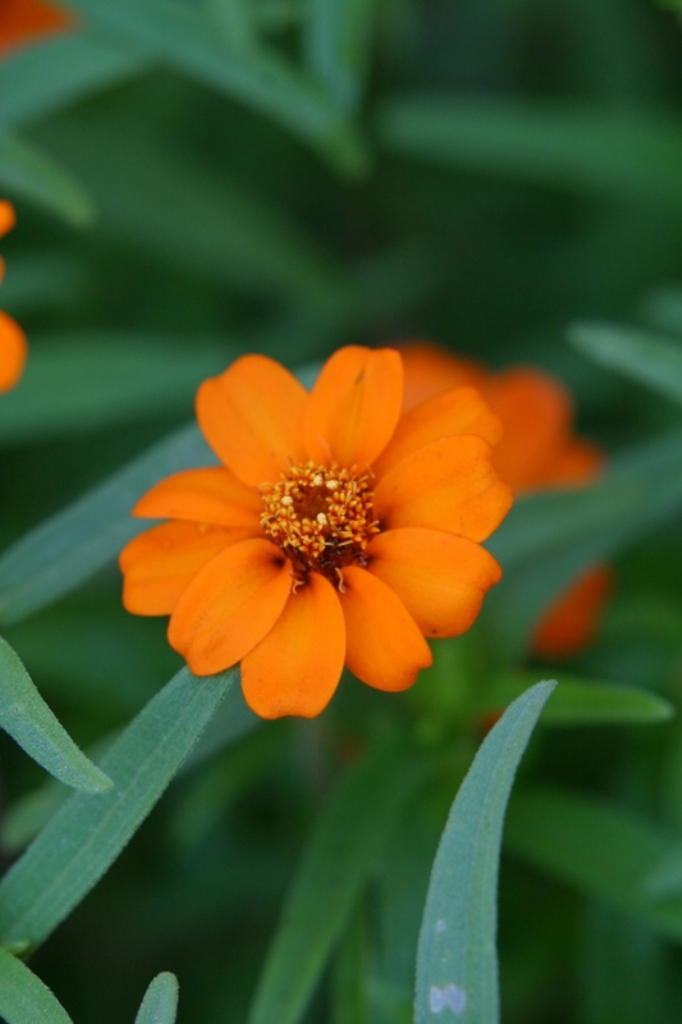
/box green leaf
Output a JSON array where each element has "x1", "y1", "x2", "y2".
[
  {"x1": 248, "y1": 738, "x2": 426, "y2": 1024},
  {"x1": 569, "y1": 321, "x2": 682, "y2": 405},
  {"x1": 505, "y1": 788, "x2": 682, "y2": 944},
  {"x1": 0, "y1": 666, "x2": 234, "y2": 950},
  {"x1": 0, "y1": 948, "x2": 74, "y2": 1024},
  {"x1": 0, "y1": 34, "x2": 149, "y2": 130},
  {"x1": 377, "y1": 98, "x2": 682, "y2": 211},
  {"x1": 0, "y1": 422, "x2": 215, "y2": 627},
  {"x1": 480, "y1": 671, "x2": 675, "y2": 726},
  {"x1": 485, "y1": 425, "x2": 682, "y2": 657},
  {"x1": 0, "y1": 335, "x2": 231, "y2": 443},
  {"x1": 134, "y1": 972, "x2": 179, "y2": 1024},
  {"x1": 414, "y1": 680, "x2": 555, "y2": 1024},
  {"x1": 1, "y1": 680, "x2": 257, "y2": 853},
  {"x1": 0, "y1": 636, "x2": 112, "y2": 793},
  {"x1": 304, "y1": 0, "x2": 378, "y2": 112},
  {"x1": 0, "y1": 130, "x2": 94, "y2": 227},
  {"x1": 330, "y1": 905, "x2": 371, "y2": 1024},
  {"x1": 63, "y1": 0, "x2": 368, "y2": 174}
]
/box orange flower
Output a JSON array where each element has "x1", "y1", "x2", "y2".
[
  {"x1": 0, "y1": 0, "x2": 72, "y2": 59},
  {"x1": 121, "y1": 347, "x2": 514, "y2": 718},
  {"x1": 399, "y1": 342, "x2": 612, "y2": 658},
  {"x1": 0, "y1": 201, "x2": 27, "y2": 393}
]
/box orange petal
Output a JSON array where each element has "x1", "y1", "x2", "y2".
[
  {"x1": 120, "y1": 521, "x2": 248, "y2": 616},
  {"x1": 196, "y1": 355, "x2": 307, "y2": 487},
  {"x1": 168, "y1": 537, "x2": 292, "y2": 675},
  {"x1": 543, "y1": 439, "x2": 604, "y2": 489},
  {"x1": 134, "y1": 467, "x2": 262, "y2": 528},
  {"x1": 531, "y1": 565, "x2": 613, "y2": 659},
  {"x1": 398, "y1": 341, "x2": 486, "y2": 411},
  {"x1": 367, "y1": 528, "x2": 502, "y2": 638},
  {"x1": 374, "y1": 385, "x2": 503, "y2": 478},
  {"x1": 0, "y1": 0, "x2": 73, "y2": 58},
  {"x1": 373, "y1": 436, "x2": 514, "y2": 543},
  {"x1": 0, "y1": 202, "x2": 16, "y2": 239},
  {"x1": 241, "y1": 572, "x2": 345, "y2": 719},
  {"x1": 0, "y1": 310, "x2": 27, "y2": 393},
  {"x1": 305, "y1": 346, "x2": 403, "y2": 468},
  {"x1": 339, "y1": 566, "x2": 432, "y2": 691},
  {"x1": 482, "y1": 368, "x2": 573, "y2": 491}
]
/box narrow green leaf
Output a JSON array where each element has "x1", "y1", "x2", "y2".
[
  {"x1": 0, "y1": 422, "x2": 215, "y2": 627},
  {"x1": 485, "y1": 425, "x2": 682, "y2": 657},
  {"x1": 63, "y1": 0, "x2": 368, "y2": 174},
  {"x1": 1, "y1": 681, "x2": 256, "y2": 853},
  {"x1": 330, "y1": 905, "x2": 371, "y2": 1024},
  {"x1": 248, "y1": 738, "x2": 426, "y2": 1024},
  {"x1": 377, "y1": 98, "x2": 682, "y2": 211},
  {"x1": 481, "y1": 671, "x2": 674, "y2": 726},
  {"x1": 0, "y1": 666, "x2": 234, "y2": 949},
  {"x1": 415, "y1": 681, "x2": 555, "y2": 1024},
  {"x1": 134, "y1": 972, "x2": 179, "y2": 1024},
  {"x1": 0, "y1": 130, "x2": 94, "y2": 227},
  {"x1": 0, "y1": 948, "x2": 73, "y2": 1024},
  {"x1": 0, "y1": 34, "x2": 149, "y2": 130},
  {"x1": 0, "y1": 335, "x2": 231, "y2": 443},
  {"x1": 505, "y1": 788, "x2": 682, "y2": 944},
  {"x1": 304, "y1": 0, "x2": 378, "y2": 111},
  {"x1": 0, "y1": 637, "x2": 112, "y2": 792},
  {"x1": 569, "y1": 320, "x2": 682, "y2": 405}
]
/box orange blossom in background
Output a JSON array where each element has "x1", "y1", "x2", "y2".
[
  {"x1": 0, "y1": 0, "x2": 72, "y2": 58},
  {"x1": 0, "y1": 202, "x2": 27, "y2": 393},
  {"x1": 120, "y1": 347, "x2": 514, "y2": 719},
  {"x1": 399, "y1": 341, "x2": 613, "y2": 658}
]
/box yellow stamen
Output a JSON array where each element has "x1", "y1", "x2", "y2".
[{"x1": 260, "y1": 461, "x2": 380, "y2": 585}]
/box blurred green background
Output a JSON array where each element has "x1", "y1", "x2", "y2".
[{"x1": 4, "y1": 0, "x2": 682, "y2": 1021}]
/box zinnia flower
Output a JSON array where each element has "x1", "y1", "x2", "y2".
[
  {"x1": 0, "y1": 0, "x2": 72, "y2": 58},
  {"x1": 399, "y1": 341, "x2": 612, "y2": 658},
  {"x1": 0, "y1": 201, "x2": 28, "y2": 393},
  {"x1": 120, "y1": 347, "x2": 514, "y2": 718}
]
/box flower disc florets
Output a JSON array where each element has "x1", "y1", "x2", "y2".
[{"x1": 260, "y1": 461, "x2": 380, "y2": 585}]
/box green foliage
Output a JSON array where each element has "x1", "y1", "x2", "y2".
[
  {"x1": 0, "y1": 636, "x2": 112, "y2": 791},
  {"x1": 0, "y1": 667, "x2": 235, "y2": 950},
  {"x1": 569, "y1": 321, "x2": 682, "y2": 405},
  {"x1": 134, "y1": 973, "x2": 179, "y2": 1024},
  {"x1": 0, "y1": 948, "x2": 74, "y2": 1024},
  {"x1": 0, "y1": 130, "x2": 94, "y2": 226},
  {"x1": 0, "y1": 335, "x2": 230, "y2": 443},
  {"x1": 63, "y1": 0, "x2": 368, "y2": 173},
  {"x1": 377, "y1": 99, "x2": 682, "y2": 212},
  {"x1": 505, "y1": 789, "x2": 682, "y2": 943},
  {"x1": 482, "y1": 671, "x2": 674, "y2": 726},
  {"x1": 415, "y1": 681, "x2": 555, "y2": 1024},
  {"x1": 249, "y1": 738, "x2": 426, "y2": 1024}
]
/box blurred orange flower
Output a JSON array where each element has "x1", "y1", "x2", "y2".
[
  {"x1": 399, "y1": 342, "x2": 613, "y2": 658},
  {"x1": 0, "y1": 0, "x2": 72, "y2": 58},
  {"x1": 0, "y1": 201, "x2": 27, "y2": 393},
  {"x1": 121, "y1": 347, "x2": 514, "y2": 718}
]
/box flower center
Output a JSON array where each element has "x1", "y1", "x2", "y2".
[{"x1": 260, "y1": 461, "x2": 380, "y2": 587}]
